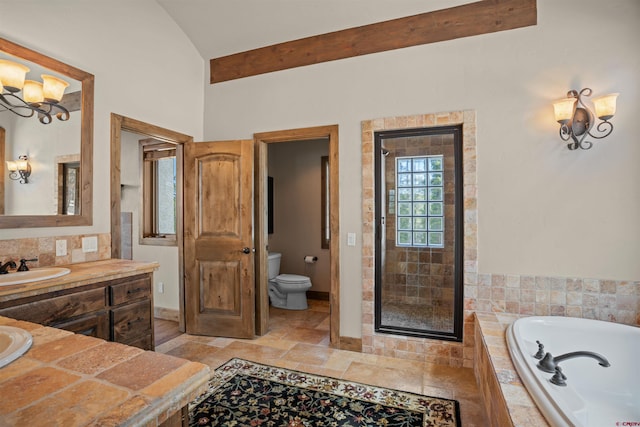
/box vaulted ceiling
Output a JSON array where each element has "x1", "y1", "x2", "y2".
[{"x1": 155, "y1": 0, "x2": 471, "y2": 59}]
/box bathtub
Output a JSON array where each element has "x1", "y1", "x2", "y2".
[{"x1": 506, "y1": 316, "x2": 640, "y2": 427}]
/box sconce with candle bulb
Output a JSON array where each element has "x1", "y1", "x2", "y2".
[
  {"x1": 552, "y1": 88, "x2": 619, "y2": 150},
  {"x1": 6, "y1": 155, "x2": 31, "y2": 184}
]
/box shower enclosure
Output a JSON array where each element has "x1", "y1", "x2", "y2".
[{"x1": 374, "y1": 125, "x2": 463, "y2": 341}]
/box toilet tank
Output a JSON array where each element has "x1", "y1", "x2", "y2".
[{"x1": 267, "y1": 252, "x2": 281, "y2": 280}]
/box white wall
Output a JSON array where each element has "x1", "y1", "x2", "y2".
[
  {"x1": 0, "y1": 0, "x2": 204, "y2": 240},
  {"x1": 120, "y1": 131, "x2": 179, "y2": 310},
  {"x1": 202, "y1": 0, "x2": 640, "y2": 337},
  {"x1": 0, "y1": 1, "x2": 203, "y2": 311},
  {"x1": 2, "y1": 111, "x2": 80, "y2": 215}
]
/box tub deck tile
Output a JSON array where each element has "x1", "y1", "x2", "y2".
[{"x1": 474, "y1": 313, "x2": 550, "y2": 427}]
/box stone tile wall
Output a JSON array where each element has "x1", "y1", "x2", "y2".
[
  {"x1": 0, "y1": 233, "x2": 111, "y2": 267},
  {"x1": 467, "y1": 274, "x2": 639, "y2": 325}
]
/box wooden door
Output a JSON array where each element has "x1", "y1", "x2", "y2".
[{"x1": 184, "y1": 140, "x2": 255, "y2": 338}]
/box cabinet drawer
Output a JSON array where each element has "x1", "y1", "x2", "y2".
[
  {"x1": 109, "y1": 275, "x2": 151, "y2": 306},
  {"x1": 55, "y1": 310, "x2": 110, "y2": 340},
  {"x1": 0, "y1": 287, "x2": 106, "y2": 326},
  {"x1": 111, "y1": 299, "x2": 152, "y2": 343},
  {"x1": 122, "y1": 333, "x2": 153, "y2": 351}
]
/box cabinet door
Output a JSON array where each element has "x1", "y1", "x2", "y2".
[
  {"x1": 111, "y1": 299, "x2": 152, "y2": 345},
  {"x1": 55, "y1": 311, "x2": 110, "y2": 340}
]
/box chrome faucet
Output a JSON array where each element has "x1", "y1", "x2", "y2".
[
  {"x1": 0, "y1": 260, "x2": 17, "y2": 274},
  {"x1": 537, "y1": 351, "x2": 611, "y2": 373}
]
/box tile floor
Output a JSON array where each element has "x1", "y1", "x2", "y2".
[{"x1": 155, "y1": 300, "x2": 488, "y2": 427}]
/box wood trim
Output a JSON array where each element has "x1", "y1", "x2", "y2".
[
  {"x1": 210, "y1": 0, "x2": 537, "y2": 83},
  {"x1": 254, "y1": 125, "x2": 340, "y2": 347},
  {"x1": 110, "y1": 113, "x2": 192, "y2": 332},
  {"x1": 307, "y1": 291, "x2": 329, "y2": 301},
  {"x1": 154, "y1": 306, "x2": 180, "y2": 322},
  {"x1": 338, "y1": 336, "x2": 362, "y2": 352},
  {"x1": 0, "y1": 127, "x2": 4, "y2": 215},
  {"x1": 0, "y1": 37, "x2": 94, "y2": 228}
]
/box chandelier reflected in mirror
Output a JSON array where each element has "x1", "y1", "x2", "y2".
[{"x1": 0, "y1": 59, "x2": 70, "y2": 124}]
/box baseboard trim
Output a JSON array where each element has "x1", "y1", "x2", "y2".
[
  {"x1": 307, "y1": 291, "x2": 330, "y2": 301},
  {"x1": 338, "y1": 336, "x2": 362, "y2": 352},
  {"x1": 154, "y1": 306, "x2": 179, "y2": 322}
]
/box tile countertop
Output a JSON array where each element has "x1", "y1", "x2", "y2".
[
  {"x1": 0, "y1": 315, "x2": 210, "y2": 426},
  {"x1": 0, "y1": 259, "x2": 160, "y2": 303}
]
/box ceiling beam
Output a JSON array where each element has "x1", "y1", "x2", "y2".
[{"x1": 210, "y1": 0, "x2": 537, "y2": 84}]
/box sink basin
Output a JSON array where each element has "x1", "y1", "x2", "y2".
[
  {"x1": 0, "y1": 326, "x2": 33, "y2": 368},
  {"x1": 0, "y1": 267, "x2": 71, "y2": 287}
]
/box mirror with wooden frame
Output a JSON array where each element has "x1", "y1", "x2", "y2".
[{"x1": 0, "y1": 37, "x2": 93, "y2": 228}]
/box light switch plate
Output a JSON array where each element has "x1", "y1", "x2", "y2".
[
  {"x1": 347, "y1": 232, "x2": 356, "y2": 246},
  {"x1": 82, "y1": 236, "x2": 98, "y2": 253},
  {"x1": 55, "y1": 240, "x2": 67, "y2": 257}
]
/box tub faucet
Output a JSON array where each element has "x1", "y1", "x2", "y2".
[
  {"x1": 537, "y1": 351, "x2": 611, "y2": 374},
  {"x1": 0, "y1": 260, "x2": 17, "y2": 274}
]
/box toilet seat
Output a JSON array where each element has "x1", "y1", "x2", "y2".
[{"x1": 275, "y1": 274, "x2": 311, "y2": 285}]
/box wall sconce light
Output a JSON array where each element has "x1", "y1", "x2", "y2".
[
  {"x1": 553, "y1": 88, "x2": 619, "y2": 150},
  {"x1": 6, "y1": 155, "x2": 31, "y2": 184},
  {"x1": 0, "y1": 59, "x2": 70, "y2": 124}
]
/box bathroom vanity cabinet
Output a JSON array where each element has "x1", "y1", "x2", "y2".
[{"x1": 0, "y1": 260, "x2": 157, "y2": 350}]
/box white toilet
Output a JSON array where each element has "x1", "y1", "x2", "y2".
[{"x1": 267, "y1": 252, "x2": 312, "y2": 310}]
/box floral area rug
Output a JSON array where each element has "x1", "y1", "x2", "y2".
[{"x1": 189, "y1": 358, "x2": 460, "y2": 427}]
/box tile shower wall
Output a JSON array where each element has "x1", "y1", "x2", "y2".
[
  {"x1": 0, "y1": 233, "x2": 111, "y2": 267},
  {"x1": 382, "y1": 133, "x2": 456, "y2": 332}
]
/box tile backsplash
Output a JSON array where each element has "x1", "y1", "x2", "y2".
[{"x1": 0, "y1": 233, "x2": 111, "y2": 267}]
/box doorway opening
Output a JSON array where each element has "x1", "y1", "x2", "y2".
[
  {"x1": 110, "y1": 114, "x2": 192, "y2": 331},
  {"x1": 254, "y1": 125, "x2": 341, "y2": 347}
]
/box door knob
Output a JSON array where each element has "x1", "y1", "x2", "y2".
[{"x1": 242, "y1": 247, "x2": 253, "y2": 254}]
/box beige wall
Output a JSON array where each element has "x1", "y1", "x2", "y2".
[
  {"x1": 203, "y1": 0, "x2": 640, "y2": 338},
  {"x1": 267, "y1": 139, "x2": 330, "y2": 293}
]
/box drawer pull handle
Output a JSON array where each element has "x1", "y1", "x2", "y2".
[
  {"x1": 127, "y1": 318, "x2": 143, "y2": 326},
  {"x1": 126, "y1": 287, "x2": 145, "y2": 294}
]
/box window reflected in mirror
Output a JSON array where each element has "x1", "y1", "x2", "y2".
[{"x1": 55, "y1": 154, "x2": 80, "y2": 215}]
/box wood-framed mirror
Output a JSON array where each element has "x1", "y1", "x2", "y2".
[{"x1": 0, "y1": 37, "x2": 93, "y2": 228}]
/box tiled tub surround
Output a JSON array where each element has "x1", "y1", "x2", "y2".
[
  {"x1": 0, "y1": 315, "x2": 210, "y2": 426},
  {"x1": 467, "y1": 273, "x2": 640, "y2": 326},
  {"x1": 474, "y1": 312, "x2": 549, "y2": 427},
  {"x1": 0, "y1": 233, "x2": 111, "y2": 267}
]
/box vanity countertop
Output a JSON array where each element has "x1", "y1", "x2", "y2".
[
  {"x1": 0, "y1": 315, "x2": 210, "y2": 425},
  {"x1": 0, "y1": 259, "x2": 160, "y2": 303}
]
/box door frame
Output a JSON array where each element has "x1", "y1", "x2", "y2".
[
  {"x1": 110, "y1": 113, "x2": 192, "y2": 331},
  {"x1": 254, "y1": 125, "x2": 340, "y2": 346}
]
